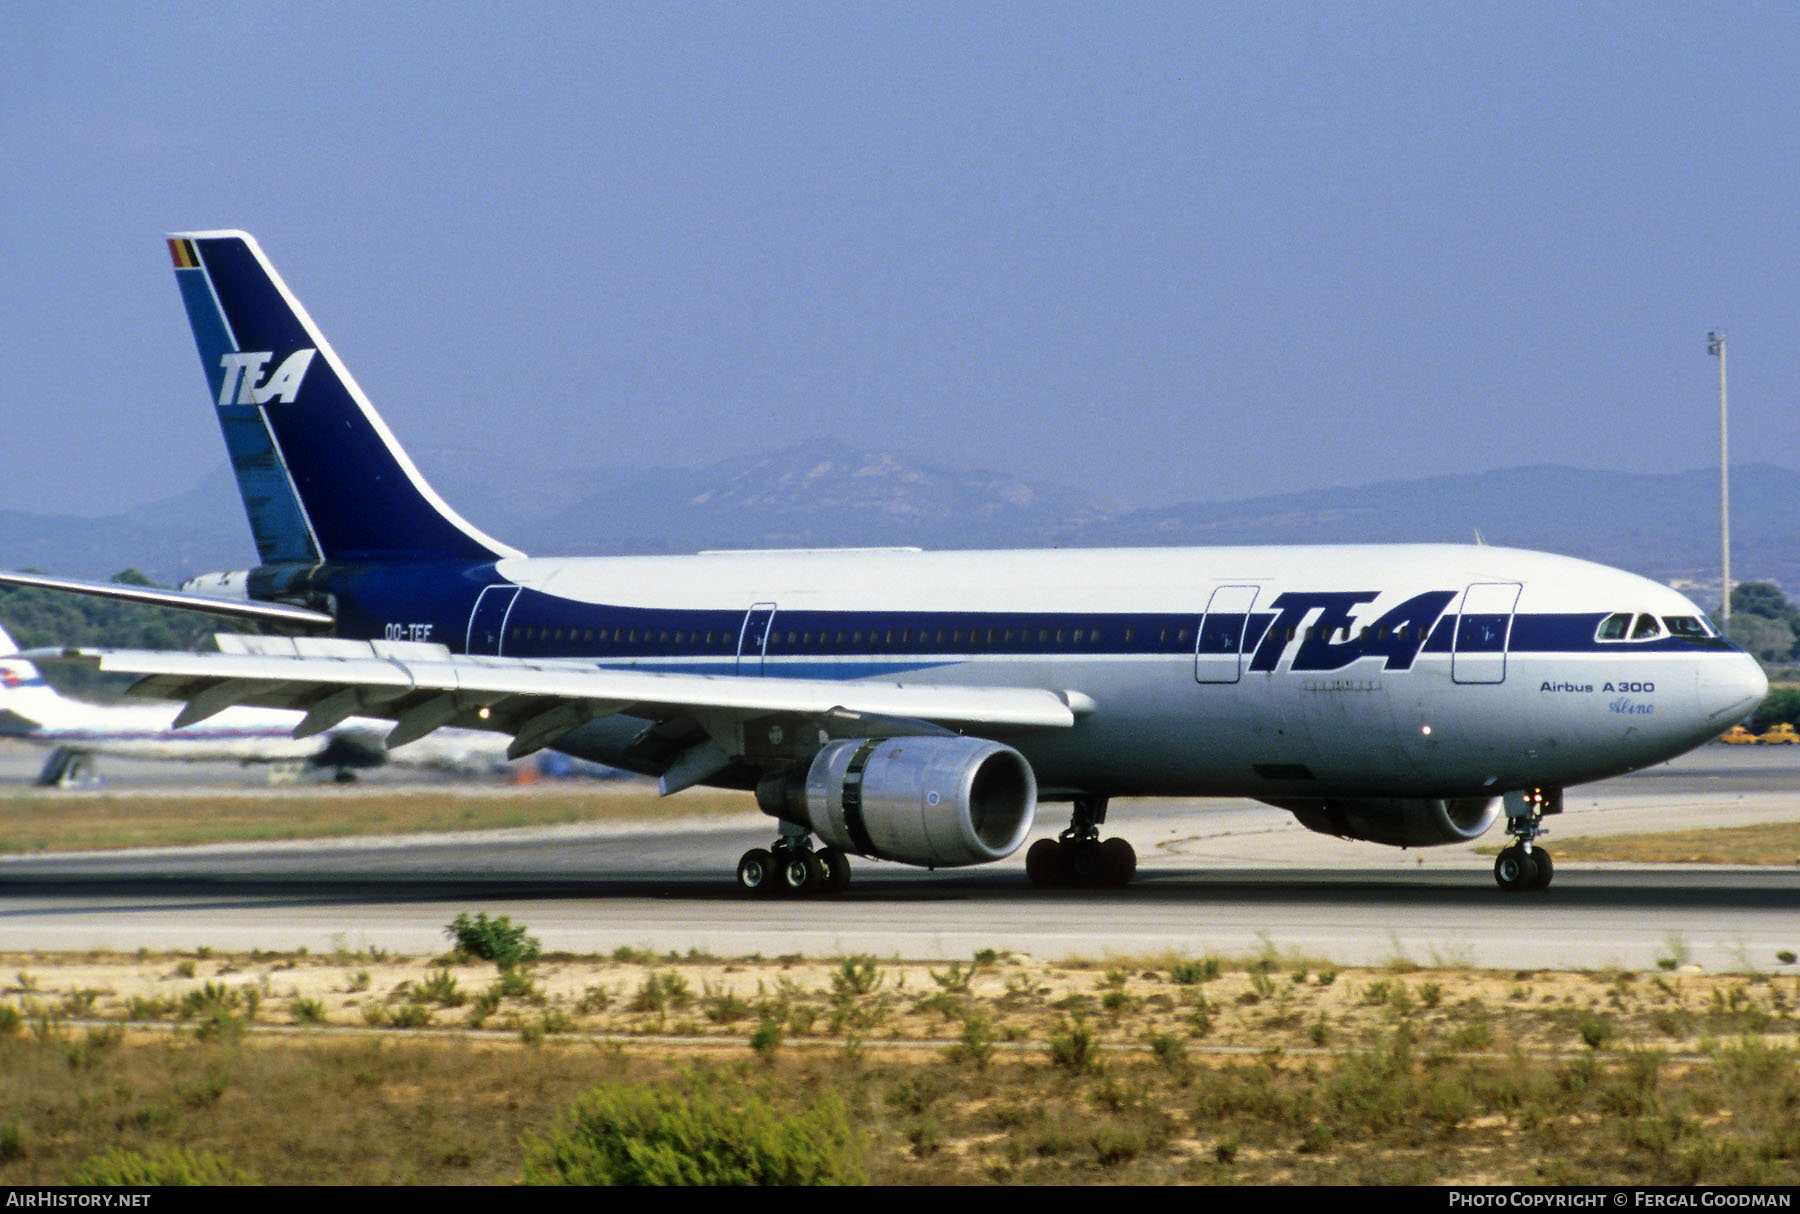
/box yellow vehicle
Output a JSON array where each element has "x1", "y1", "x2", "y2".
[
  {"x1": 1760, "y1": 722, "x2": 1799, "y2": 744},
  {"x1": 1721, "y1": 725, "x2": 1758, "y2": 744}
]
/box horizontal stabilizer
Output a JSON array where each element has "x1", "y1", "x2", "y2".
[{"x1": 0, "y1": 571, "x2": 334, "y2": 629}]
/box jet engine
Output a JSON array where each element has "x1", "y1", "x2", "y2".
[
  {"x1": 1271, "y1": 796, "x2": 1499, "y2": 847},
  {"x1": 757, "y1": 736, "x2": 1037, "y2": 868}
]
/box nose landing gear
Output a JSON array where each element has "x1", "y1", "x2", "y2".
[{"x1": 1494, "y1": 786, "x2": 1560, "y2": 893}]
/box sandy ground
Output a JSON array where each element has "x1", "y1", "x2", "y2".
[{"x1": 8, "y1": 943, "x2": 1797, "y2": 1063}]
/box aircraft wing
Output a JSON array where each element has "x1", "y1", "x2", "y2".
[{"x1": 29, "y1": 636, "x2": 1088, "y2": 794}]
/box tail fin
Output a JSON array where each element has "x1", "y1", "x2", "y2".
[
  {"x1": 0, "y1": 624, "x2": 54, "y2": 732},
  {"x1": 167, "y1": 231, "x2": 522, "y2": 565}
]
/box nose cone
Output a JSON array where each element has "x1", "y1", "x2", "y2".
[{"x1": 1700, "y1": 652, "x2": 1768, "y2": 729}]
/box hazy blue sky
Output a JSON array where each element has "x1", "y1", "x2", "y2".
[{"x1": 4, "y1": 2, "x2": 1797, "y2": 520}]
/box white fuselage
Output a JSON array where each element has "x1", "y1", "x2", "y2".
[{"x1": 461, "y1": 542, "x2": 1764, "y2": 800}]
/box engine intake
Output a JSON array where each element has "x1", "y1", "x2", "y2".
[
  {"x1": 1272, "y1": 796, "x2": 1499, "y2": 847},
  {"x1": 758, "y1": 737, "x2": 1037, "y2": 868}
]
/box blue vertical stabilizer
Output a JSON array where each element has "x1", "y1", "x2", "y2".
[{"x1": 168, "y1": 232, "x2": 522, "y2": 565}]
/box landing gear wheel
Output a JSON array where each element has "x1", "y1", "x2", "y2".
[
  {"x1": 1498, "y1": 786, "x2": 1560, "y2": 894},
  {"x1": 778, "y1": 852, "x2": 823, "y2": 895},
  {"x1": 816, "y1": 846, "x2": 852, "y2": 894},
  {"x1": 1066, "y1": 839, "x2": 1106, "y2": 886},
  {"x1": 1494, "y1": 845, "x2": 1539, "y2": 893},
  {"x1": 1025, "y1": 838, "x2": 1063, "y2": 888},
  {"x1": 1028, "y1": 796, "x2": 1138, "y2": 890},
  {"x1": 1527, "y1": 848, "x2": 1554, "y2": 891},
  {"x1": 1027, "y1": 836, "x2": 1138, "y2": 889},
  {"x1": 736, "y1": 848, "x2": 775, "y2": 895},
  {"x1": 1100, "y1": 837, "x2": 1137, "y2": 887}
]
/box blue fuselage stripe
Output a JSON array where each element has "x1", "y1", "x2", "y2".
[{"x1": 314, "y1": 565, "x2": 1735, "y2": 672}]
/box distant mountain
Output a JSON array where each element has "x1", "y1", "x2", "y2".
[
  {"x1": 0, "y1": 472, "x2": 245, "y2": 586},
  {"x1": 4, "y1": 445, "x2": 1792, "y2": 605},
  {"x1": 525, "y1": 438, "x2": 1118, "y2": 554},
  {"x1": 1088, "y1": 464, "x2": 1799, "y2": 597}
]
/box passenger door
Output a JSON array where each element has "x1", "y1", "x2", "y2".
[
  {"x1": 1451, "y1": 582, "x2": 1521, "y2": 684},
  {"x1": 1195, "y1": 585, "x2": 1261, "y2": 684},
  {"x1": 736, "y1": 603, "x2": 778, "y2": 674},
  {"x1": 465, "y1": 585, "x2": 520, "y2": 656}
]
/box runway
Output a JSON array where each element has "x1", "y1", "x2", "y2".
[{"x1": 1, "y1": 745, "x2": 1795, "y2": 971}]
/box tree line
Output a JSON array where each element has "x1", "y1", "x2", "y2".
[{"x1": 1720, "y1": 582, "x2": 1800, "y2": 728}]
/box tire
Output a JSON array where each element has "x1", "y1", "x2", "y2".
[
  {"x1": 1528, "y1": 848, "x2": 1554, "y2": 891},
  {"x1": 736, "y1": 848, "x2": 775, "y2": 894},
  {"x1": 817, "y1": 846, "x2": 852, "y2": 894},
  {"x1": 1100, "y1": 837, "x2": 1137, "y2": 887},
  {"x1": 1025, "y1": 838, "x2": 1063, "y2": 888},
  {"x1": 779, "y1": 852, "x2": 821, "y2": 895},
  {"x1": 1066, "y1": 840, "x2": 1106, "y2": 887},
  {"x1": 1494, "y1": 845, "x2": 1538, "y2": 893}
]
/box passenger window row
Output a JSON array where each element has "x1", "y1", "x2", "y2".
[{"x1": 502, "y1": 621, "x2": 1197, "y2": 653}]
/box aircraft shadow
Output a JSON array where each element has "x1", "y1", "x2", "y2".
[{"x1": 2, "y1": 865, "x2": 1795, "y2": 916}]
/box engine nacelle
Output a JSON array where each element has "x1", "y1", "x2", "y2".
[
  {"x1": 757, "y1": 737, "x2": 1037, "y2": 868},
  {"x1": 1271, "y1": 796, "x2": 1500, "y2": 848}
]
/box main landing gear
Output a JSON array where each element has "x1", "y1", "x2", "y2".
[
  {"x1": 1494, "y1": 786, "x2": 1560, "y2": 893},
  {"x1": 736, "y1": 830, "x2": 852, "y2": 897},
  {"x1": 1025, "y1": 796, "x2": 1138, "y2": 889}
]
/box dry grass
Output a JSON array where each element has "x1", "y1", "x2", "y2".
[
  {"x1": 1, "y1": 947, "x2": 1796, "y2": 1184},
  {"x1": 4, "y1": 786, "x2": 1797, "y2": 1181},
  {"x1": 1552, "y1": 822, "x2": 1800, "y2": 866},
  {"x1": 0, "y1": 783, "x2": 753, "y2": 854}
]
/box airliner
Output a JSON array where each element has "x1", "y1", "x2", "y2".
[
  {"x1": 3, "y1": 231, "x2": 1765, "y2": 894},
  {"x1": 0, "y1": 624, "x2": 509, "y2": 785}
]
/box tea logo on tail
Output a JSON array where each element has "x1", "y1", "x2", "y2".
[{"x1": 217, "y1": 349, "x2": 316, "y2": 406}]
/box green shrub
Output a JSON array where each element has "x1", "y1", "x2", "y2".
[
  {"x1": 178, "y1": 981, "x2": 238, "y2": 1018},
  {"x1": 0, "y1": 1116, "x2": 28, "y2": 1163},
  {"x1": 193, "y1": 1008, "x2": 244, "y2": 1042},
  {"x1": 702, "y1": 983, "x2": 751, "y2": 1024},
  {"x1": 418, "y1": 969, "x2": 465, "y2": 1007},
  {"x1": 831, "y1": 956, "x2": 884, "y2": 999},
  {"x1": 1049, "y1": 1017, "x2": 1099, "y2": 1072},
  {"x1": 1148, "y1": 1032, "x2": 1187, "y2": 1069},
  {"x1": 67, "y1": 1146, "x2": 256, "y2": 1185},
  {"x1": 950, "y1": 1014, "x2": 994, "y2": 1070},
  {"x1": 445, "y1": 912, "x2": 541, "y2": 969},
  {"x1": 522, "y1": 1078, "x2": 862, "y2": 1185},
  {"x1": 750, "y1": 1015, "x2": 783, "y2": 1063},
  {"x1": 1578, "y1": 1012, "x2": 1619, "y2": 1051},
  {"x1": 629, "y1": 971, "x2": 692, "y2": 1013},
  {"x1": 388, "y1": 1002, "x2": 433, "y2": 1029}
]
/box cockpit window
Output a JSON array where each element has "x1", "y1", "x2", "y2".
[
  {"x1": 1662, "y1": 615, "x2": 1716, "y2": 639},
  {"x1": 1597, "y1": 611, "x2": 1695, "y2": 643},
  {"x1": 1595, "y1": 612, "x2": 1632, "y2": 642}
]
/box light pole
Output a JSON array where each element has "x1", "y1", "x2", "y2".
[{"x1": 1708, "y1": 331, "x2": 1729, "y2": 632}]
